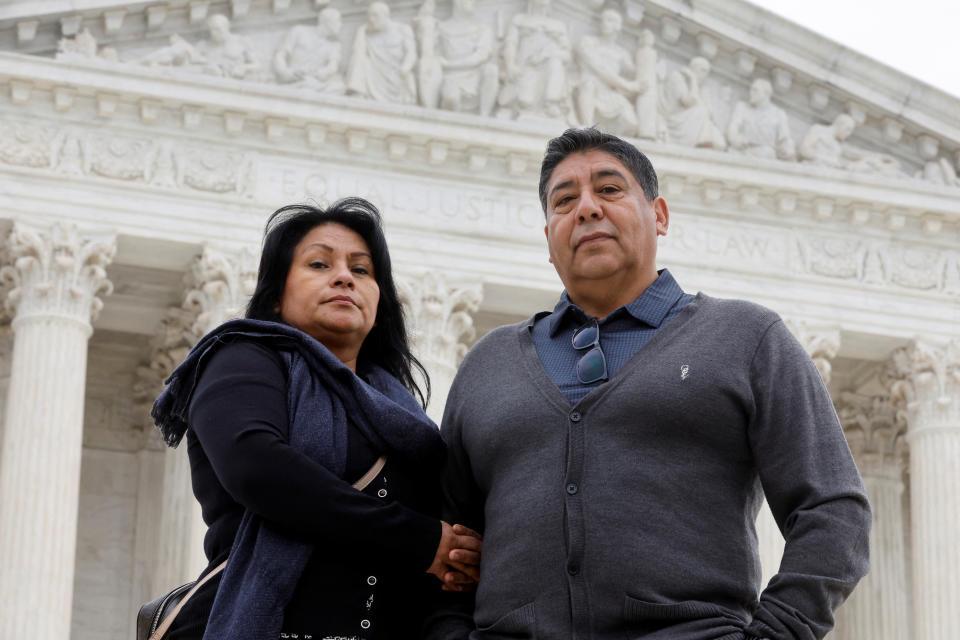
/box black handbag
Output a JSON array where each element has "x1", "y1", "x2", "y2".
[{"x1": 136, "y1": 455, "x2": 387, "y2": 640}]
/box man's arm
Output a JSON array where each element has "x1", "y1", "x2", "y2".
[
  {"x1": 422, "y1": 377, "x2": 486, "y2": 639},
  {"x1": 744, "y1": 320, "x2": 871, "y2": 640}
]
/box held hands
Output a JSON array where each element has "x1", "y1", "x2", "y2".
[{"x1": 427, "y1": 522, "x2": 482, "y2": 592}]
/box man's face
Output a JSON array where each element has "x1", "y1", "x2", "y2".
[
  {"x1": 600, "y1": 11, "x2": 621, "y2": 36},
  {"x1": 543, "y1": 150, "x2": 668, "y2": 292},
  {"x1": 319, "y1": 10, "x2": 341, "y2": 36},
  {"x1": 454, "y1": 0, "x2": 476, "y2": 14},
  {"x1": 368, "y1": 4, "x2": 388, "y2": 31},
  {"x1": 749, "y1": 80, "x2": 770, "y2": 107}
]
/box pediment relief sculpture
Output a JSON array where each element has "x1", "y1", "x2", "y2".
[
  {"x1": 346, "y1": 2, "x2": 418, "y2": 104},
  {"x1": 574, "y1": 9, "x2": 640, "y2": 138},
  {"x1": 430, "y1": 0, "x2": 499, "y2": 115},
  {"x1": 799, "y1": 114, "x2": 903, "y2": 178},
  {"x1": 273, "y1": 8, "x2": 346, "y2": 94},
  {"x1": 15, "y1": 1, "x2": 960, "y2": 191},
  {"x1": 659, "y1": 56, "x2": 726, "y2": 150},
  {"x1": 726, "y1": 79, "x2": 795, "y2": 161},
  {"x1": 496, "y1": 0, "x2": 573, "y2": 121}
]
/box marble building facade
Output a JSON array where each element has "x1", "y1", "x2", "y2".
[{"x1": 0, "y1": 0, "x2": 957, "y2": 638}]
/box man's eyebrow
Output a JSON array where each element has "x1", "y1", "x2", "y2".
[
  {"x1": 594, "y1": 168, "x2": 627, "y2": 181},
  {"x1": 547, "y1": 179, "x2": 575, "y2": 202}
]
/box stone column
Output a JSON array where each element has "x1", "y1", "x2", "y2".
[
  {"x1": 755, "y1": 321, "x2": 840, "y2": 588},
  {"x1": 886, "y1": 341, "x2": 960, "y2": 640},
  {"x1": 397, "y1": 272, "x2": 481, "y2": 423},
  {"x1": 146, "y1": 245, "x2": 256, "y2": 591},
  {"x1": 833, "y1": 392, "x2": 909, "y2": 640},
  {"x1": 0, "y1": 222, "x2": 114, "y2": 640}
]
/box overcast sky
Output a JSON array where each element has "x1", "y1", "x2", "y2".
[{"x1": 748, "y1": 0, "x2": 960, "y2": 99}]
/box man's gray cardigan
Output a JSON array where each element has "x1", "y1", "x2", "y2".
[{"x1": 429, "y1": 294, "x2": 870, "y2": 640}]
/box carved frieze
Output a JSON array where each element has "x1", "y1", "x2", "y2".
[
  {"x1": 794, "y1": 235, "x2": 958, "y2": 296},
  {"x1": 0, "y1": 118, "x2": 255, "y2": 198}
]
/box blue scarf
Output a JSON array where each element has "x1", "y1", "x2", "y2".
[{"x1": 151, "y1": 319, "x2": 445, "y2": 640}]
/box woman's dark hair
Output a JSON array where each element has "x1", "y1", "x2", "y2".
[{"x1": 246, "y1": 197, "x2": 430, "y2": 408}]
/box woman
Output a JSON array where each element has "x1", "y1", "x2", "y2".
[{"x1": 151, "y1": 198, "x2": 481, "y2": 639}]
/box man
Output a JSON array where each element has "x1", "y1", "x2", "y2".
[
  {"x1": 427, "y1": 128, "x2": 870, "y2": 639},
  {"x1": 726, "y1": 78, "x2": 796, "y2": 160}
]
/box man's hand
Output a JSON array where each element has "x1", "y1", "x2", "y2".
[{"x1": 427, "y1": 522, "x2": 483, "y2": 591}]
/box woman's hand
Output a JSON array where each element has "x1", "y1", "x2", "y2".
[{"x1": 427, "y1": 522, "x2": 483, "y2": 591}]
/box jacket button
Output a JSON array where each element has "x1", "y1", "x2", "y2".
[
  {"x1": 367, "y1": 575, "x2": 377, "y2": 586},
  {"x1": 377, "y1": 488, "x2": 388, "y2": 498},
  {"x1": 569, "y1": 411, "x2": 581, "y2": 422},
  {"x1": 566, "y1": 483, "x2": 578, "y2": 495},
  {"x1": 567, "y1": 564, "x2": 579, "y2": 576},
  {"x1": 360, "y1": 619, "x2": 371, "y2": 629}
]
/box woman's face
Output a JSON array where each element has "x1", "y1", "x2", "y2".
[{"x1": 279, "y1": 223, "x2": 380, "y2": 360}]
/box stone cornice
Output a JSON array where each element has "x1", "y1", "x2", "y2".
[{"x1": 2, "y1": 53, "x2": 959, "y2": 242}]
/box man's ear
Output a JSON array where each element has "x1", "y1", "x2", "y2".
[
  {"x1": 544, "y1": 224, "x2": 553, "y2": 264},
  {"x1": 653, "y1": 197, "x2": 669, "y2": 236}
]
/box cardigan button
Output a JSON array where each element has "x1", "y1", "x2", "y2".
[
  {"x1": 367, "y1": 575, "x2": 377, "y2": 585},
  {"x1": 377, "y1": 488, "x2": 388, "y2": 498},
  {"x1": 569, "y1": 411, "x2": 581, "y2": 422},
  {"x1": 566, "y1": 483, "x2": 578, "y2": 495},
  {"x1": 360, "y1": 619, "x2": 371, "y2": 629}
]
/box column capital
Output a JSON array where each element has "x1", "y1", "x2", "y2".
[
  {"x1": 836, "y1": 391, "x2": 906, "y2": 478},
  {"x1": 397, "y1": 271, "x2": 482, "y2": 368},
  {"x1": 183, "y1": 244, "x2": 257, "y2": 337},
  {"x1": 133, "y1": 307, "x2": 196, "y2": 448},
  {"x1": 1, "y1": 222, "x2": 115, "y2": 331},
  {"x1": 783, "y1": 318, "x2": 841, "y2": 384},
  {"x1": 881, "y1": 340, "x2": 960, "y2": 437}
]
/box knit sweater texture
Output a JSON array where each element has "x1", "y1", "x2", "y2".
[{"x1": 430, "y1": 293, "x2": 870, "y2": 640}]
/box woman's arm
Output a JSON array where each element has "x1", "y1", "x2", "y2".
[{"x1": 188, "y1": 340, "x2": 441, "y2": 572}]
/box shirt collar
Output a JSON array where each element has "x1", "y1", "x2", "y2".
[{"x1": 546, "y1": 269, "x2": 685, "y2": 337}]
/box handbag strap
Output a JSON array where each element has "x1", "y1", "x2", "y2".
[
  {"x1": 148, "y1": 558, "x2": 227, "y2": 640},
  {"x1": 148, "y1": 455, "x2": 388, "y2": 640}
]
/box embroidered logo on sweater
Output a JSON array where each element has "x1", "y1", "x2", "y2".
[{"x1": 680, "y1": 364, "x2": 690, "y2": 380}]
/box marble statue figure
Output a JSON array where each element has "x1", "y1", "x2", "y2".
[
  {"x1": 574, "y1": 10, "x2": 638, "y2": 137},
  {"x1": 434, "y1": 0, "x2": 499, "y2": 115},
  {"x1": 136, "y1": 34, "x2": 205, "y2": 68},
  {"x1": 799, "y1": 114, "x2": 902, "y2": 177},
  {"x1": 415, "y1": 0, "x2": 443, "y2": 108},
  {"x1": 199, "y1": 14, "x2": 261, "y2": 80},
  {"x1": 726, "y1": 78, "x2": 796, "y2": 160},
  {"x1": 347, "y1": 2, "x2": 418, "y2": 105},
  {"x1": 634, "y1": 29, "x2": 659, "y2": 140},
  {"x1": 659, "y1": 56, "x2": 726, "y2": 149},
  {"x1": 497, "y1": 0, "x2": 572, "y2": 120},
  {"x1": 273, "y1": 8, "x2": 345, "y2": 94}
]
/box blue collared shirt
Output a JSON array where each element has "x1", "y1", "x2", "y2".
[{"x1": 530, "y1": 269, "x2": 695, "y2": 406}]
